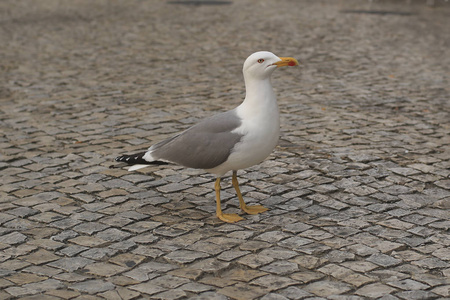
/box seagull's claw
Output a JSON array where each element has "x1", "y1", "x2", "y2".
[
  {"x1": 241, "y1": 204, "x2": 268, "y2": 215},
  {"x1": 217, "y1": 213, "x2": 244, "y2": 223}
]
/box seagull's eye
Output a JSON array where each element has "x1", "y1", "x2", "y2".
[{"x1": 257, "y1": 59, "x2": 264, "y2": 64}]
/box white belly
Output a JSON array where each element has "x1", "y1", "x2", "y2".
[{"x1": 228, "y1": 124, "x2": 279, "y2": 169}]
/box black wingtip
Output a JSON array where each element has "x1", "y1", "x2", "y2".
[
  {"x1": 114, "y1": 152, "x2": 147, "y2": 165},
  {"x1": 115, "y1": 155, "x2": 127, "y2": 162},
  {"x1": 114, "y1": 152, "x2": 170, "y2": 166}
]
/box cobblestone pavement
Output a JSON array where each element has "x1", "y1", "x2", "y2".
[{"x1": 1, "y1": 0, "x2": 449, "y2": 299}]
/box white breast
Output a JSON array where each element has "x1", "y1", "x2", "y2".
[{"x1": 207, "y1": 92, "x2": 280, "y2": 176}]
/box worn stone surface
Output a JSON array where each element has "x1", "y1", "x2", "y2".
[{"x1": 0, "y1": 0, "x2": 449, "y2": 299}]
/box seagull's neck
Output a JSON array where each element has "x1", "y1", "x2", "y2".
[{"x1": 241, "y1": 77, "x2": 277, "y2": 112}]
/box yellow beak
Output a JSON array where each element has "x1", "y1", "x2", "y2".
[{"x1": 273, "y1": 57, "x2": 299, "y2": 67}]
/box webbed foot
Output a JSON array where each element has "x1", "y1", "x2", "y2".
[
  {"x1": 217, "y1": 213, "x2": 244, "y2": 223},
  {"x1": 241, "y1": 204, "x2": 268, "y2": 215}
]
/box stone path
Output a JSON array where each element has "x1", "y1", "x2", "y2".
[{"x1": 1, "y1": 0, "x2": 449, "y2": 299}]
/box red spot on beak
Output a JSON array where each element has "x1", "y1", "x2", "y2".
[{"x1": 288, "y1": 61, "x2": 296, "y2": 66}]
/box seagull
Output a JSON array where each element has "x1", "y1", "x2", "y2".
[{"x1": 115, "y1": 51, "x2": 299, "y2": 223}]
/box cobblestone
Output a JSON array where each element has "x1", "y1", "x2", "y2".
[
  {"x1": 355, "y1": 283, "x2": 398, "y2": 298},
  {"x1": 1, "y1": 0, "x2": 449, "y2": 299}
]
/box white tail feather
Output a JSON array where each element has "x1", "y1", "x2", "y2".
[{"x1": 128, "y1": 164, "x2": 150, "y2": 171}]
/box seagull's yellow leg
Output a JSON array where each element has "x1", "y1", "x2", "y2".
[
  {"x1": 215, "y1": 177, "x2": 243, "y2": 223},
  {"x1": 232, "y1": 171, "x2": 268, "y2": 215}
]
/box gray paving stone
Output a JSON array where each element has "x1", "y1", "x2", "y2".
[
  {"x1": 0, "y1": 268, "x2": 15, "y2": 277},
  {"x1": 380, "y1": 185, "x2": 414, "y2": 195},
  {"x1": 345, "y1": 185, "x2": 377, "y2": 196},
  {"x1": 217, "y1": 249, "x2": 250, "y2": 262},
  {"x1": 251, "y1": 274, "x2": 298, "y2": 291},
  {"x1": 96, "y1": 228, "x2": 131, "y2": 241},
  {"x1": 147, "y1": 275, "x2": 190, "y2": 290},
  {"x1": 303, "y1": 280, "x2": 352, "y2": 297},
  {"x1": 50, "y1": 218, "x2": 82, "y2": 230},
  {"x1": 395, "y1": 290, "x2": 437, "y2": 300},
  {"x1": 328, "y1": 296, "x2": 365, "y2": 300},
  {"x1": 278, "y1": 237, "x2": 313, "y2": 250},
  {"x1": 412, "y1": 257, "x2": 449, "y2": 269},
  {"x1": 355, "y1": 283, "x2": 397, "y2": 298},
  {"x1": 278, "y1": 286, "x2": 313, "y2": 299},
  {"x1": 100, "y1": 215, "x2": 133, "y2": 227},
  {"x1": 309, "y1": 184, "x2": 339, "y2": 194},
  {"x1": 387, "y1": 279, "x2": 429, "y2": 290},
  {"x1": 154, "y1": 226, "x2": 188, "y2": 237},
  {"x1": 123, "y1": 268, "x2": 159, "y2": 282},
  {"x1": 164, "y1": 250, "x2": 210, "y2": 264},
  {"x1": 157, "y1": 183, "x2": 191, "y2": 193},
  {"x1": 134, "y1": 262, "x2": 178, "y2": 274},
  {"x1": 117, "y1": 210, "x2": 148, "y2": 220},
  {"x1": 260, "y1": 260, "x2": 299, "y2": 275},
  {"x1": 0, "y1": 232, "x2": 27, "y2": 245},
  {"x1": 153, "y1": 289, "x2": 187, "y2": 300},
  {"x1": 431, "y1": 285, "x2": 450, "y2": 297},
  {"x1": 261, "y1": 293, "x2": 290, "y2": 300},
  {"x1": 238, "y1": 254, "x2": 274, "y2": 269},
  {"x1": 0, "y1": 213, "x2": 16, "y2": 224},
  {"x1": 72, "y1": 222, "x2": 109, "y2": 235},
  {"x1": 128, "y1": 282, "x2": 166, "y2": 295},
  {"x1": 22, "y1": 265, "x2": 62, "y2": 277},
  {"x1": 47, "y1": 258, "x2": 94, "y2": 272},
  {"x1": 299, "y1": 229, "x2": 333, "y2": 241},
  {"x1": 7, "y1": 207, "x2": 40, "y2": 218},
  {"x1": 180, "y1": 282, "x2": 214, "y2": 293},
  {"x1": 324, "y1": 250, "x2": 356, "y2": 263},
  {"x1": 4, "y1": 218, "x2": 37, "y2": 231},
  {"x1": 21, "y1": 249, "x2": 59, "y2": 265},
  {"x1": 256, "y1": 231, "x2": 291, "y2": 243},
  {"x1": 80, "y1": 247, "x2": 117, "y2": 260},
  {"x1": 72, "y1": 211, "x2": 103, "y2": 222},
  {"x1": 5, "y1": 279, "x2": 64, "y2": 297},
  {"x1": 398, "y1": 194, "x2": 438, "y2": 208},
  {"x1": 282, "y1": 222, "x2": 313, "y2": 234},
  {"x1": 431, "y1": 247, "x2": 450, "y2": 261},
  {"x1": 189, "y1": 291, "x2": 229, "y2": 300},
  {"x1": 324, "y1": 226, "x2": 360, "y2": 237},
  {"x1": 58, "y1": 245, "x2": 88, "y2": 257},
  {"x1": 124, "y1": 221, "x2": 162, "y2": 233},
  {"x1": 240, "y1": 240, "x2": 271, "y2": 252},
  {"x1": 188, "y1": 241, "x2": 225, "y2": 255},
  {"x1": 295, "y1": 242, "x2": 332, "y2": 255},
  {"x1": 191, "y1": 258, "x2": 230, "y2": 273},
  {"x1": 367, "y1": 253, "x2": 403, "y2": 267},
  {"x1": 259, "y1": 248, "x2": 298, "y2": 260},
  {"x1": 70, "y1": 279, "x2": 115, "y2": 294}
]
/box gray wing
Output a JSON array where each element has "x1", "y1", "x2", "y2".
[{"x1": 149, "y1": 109, "x2": 243, "y2": 169}]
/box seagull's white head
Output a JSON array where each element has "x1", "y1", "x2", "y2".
[{"x1": 243, "y1": 51, "x2": 299, "y2": 80}]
